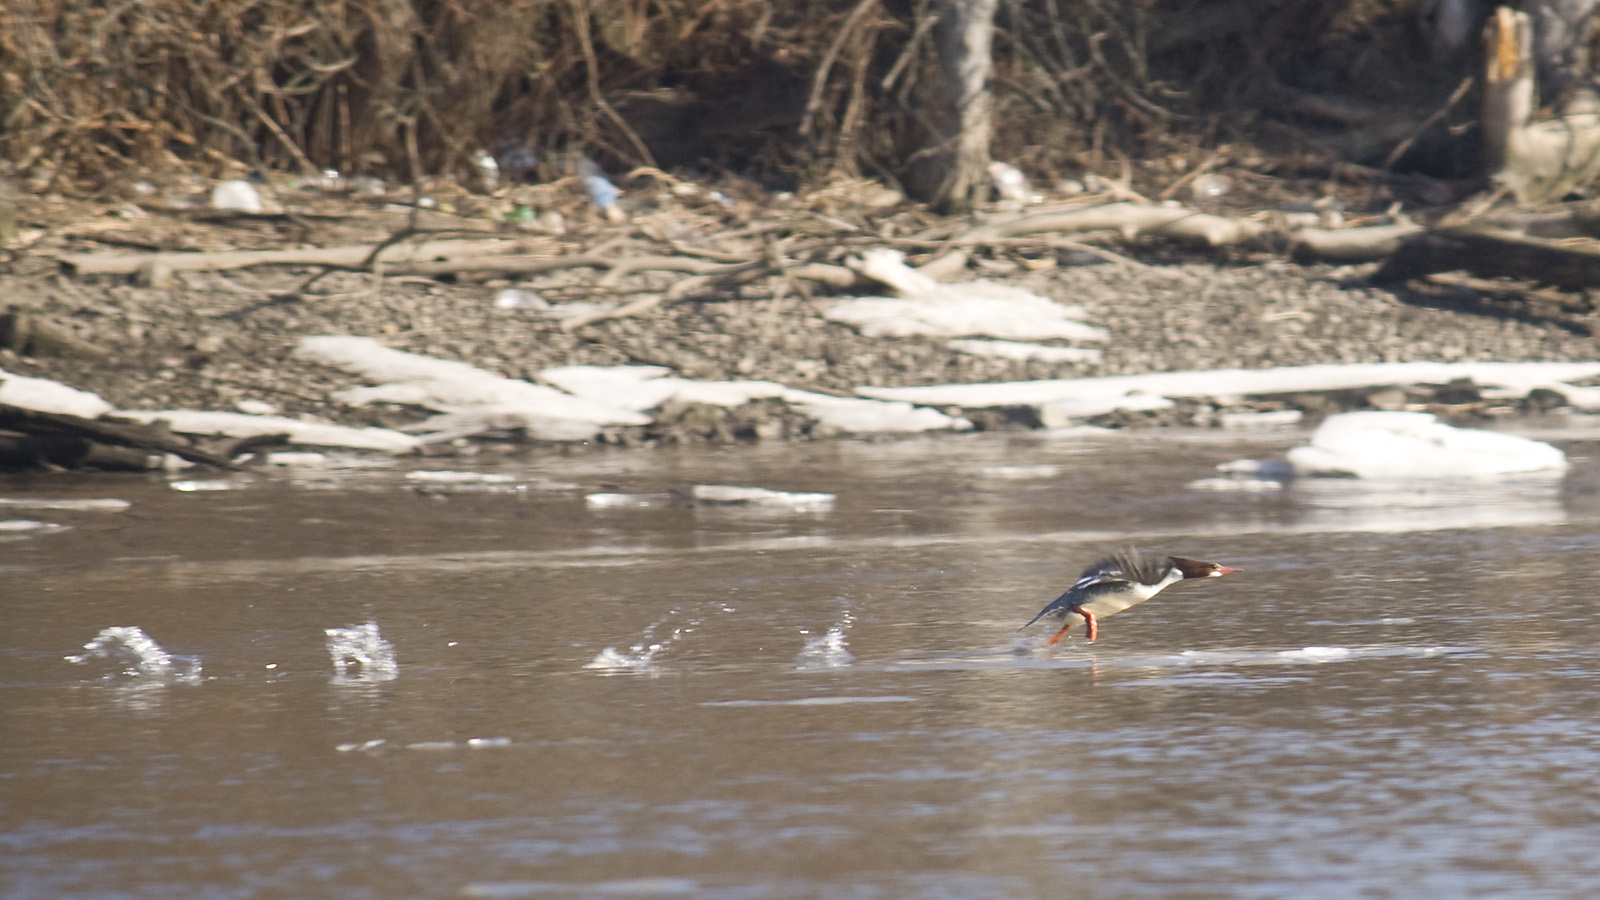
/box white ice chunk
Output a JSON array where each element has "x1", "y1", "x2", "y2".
[
  {"x1": 0, "y1": 518, "x2": 62, "y2": 532},
  {"x1": 116, "y1": 409, "x2": 420, "y2": 453},
  {"x1": 978, "y1": 464, "x2": 1062, "y2": 479},
  {"x1": 830, "y1": 249, "x2": 1108, "y2": 341},
  {"x1": 1187, "y1": 477, "x2": 1285, "y2": 492},
  {"x1": 546, "y1": 365, "x2": 966, "y2": 433},
  {"x1": 692, "y1": 484, "x2": 836, "y2": 509},
  {"x1": 296, "y1": 336, "x2": 649, "y2": 433},
  {"x1": 585, "y1": 492, "x2": 667, "y2": 509},
  {"x1": 1220, "y1": 409, "x2": 1304, "y2": 429},
  {"x1": 0, "y1": 370, "x2": 114, "y2": 418},
  {"x1": 858, "y1": 361, "x2": 1600, "y2": 409},
  {"x1": 1286, "y1": 411, "x2": 1567, "y2": 478},
  {"x1": 405, "y1": 470, "x2": 519, "y2": 484},
  {"x1": 0, "y1": 498, "x2": 130, "y2": 511},
  {"x1": 1040, "y1": 392, "x2": 1173, "y2": 423},
  {"x1": 949, "y1": 339, "x2": 1103, "y2": 363},
  {"x1": 541, "y1": 365, "x2": 792, "y2": 412},
  {"x1": 1216, "y1": 458, "x2": 1298, "y2": 479},
  {"x1": 784, "y1": 389, "x2": 970, "y2": 433}
]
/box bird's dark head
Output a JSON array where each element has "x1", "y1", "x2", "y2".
[{"x1": 1170, "y1": 557, "x2": 1241, "y2": 580}]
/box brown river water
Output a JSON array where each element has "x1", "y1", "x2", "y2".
[{"x1": 6, "y1": 429, "x2": 1600, "y2": 899}]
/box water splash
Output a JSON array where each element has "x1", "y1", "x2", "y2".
[
  {"x1": 797, "y1": 607, "x2": 855, "y2": 669},
  {"x1": 65, "y1": 626, "x2": 202, "y2": 684},
  {"x1": 585, "y1": 608, "x2": 707, "y2": 673},
  {"x1": 326, "y1": 621, "x2": 399, "y2": 683}
]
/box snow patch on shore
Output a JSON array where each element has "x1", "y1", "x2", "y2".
[{"x1": 859, "y1": 360, "x2": 1600, "y2": 421}]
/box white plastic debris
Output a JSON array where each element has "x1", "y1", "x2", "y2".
[
  {"x1": 210, "y1": 179, "x2": 263, "y2": 213},
  {"x1": 989, "y1": 161, "x2": 1039, "y2": 203},
  {"x1": 1285, "y1": 411, "x2": 1568, "y2": 479},
  {"x1": 493, "y1": 288, "x2": 548, "y2": 310}
]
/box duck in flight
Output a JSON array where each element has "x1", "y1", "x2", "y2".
[{"x1": 1022, "y1": 547, "x2": 1240, "y2": 644}]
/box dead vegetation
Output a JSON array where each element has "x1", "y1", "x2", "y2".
[{"x1": 1, "y1": 0, "x2": 1489, "y2": 196}]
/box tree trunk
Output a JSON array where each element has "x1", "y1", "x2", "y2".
[
  {"x1": 1483, "y1": 5, "x2": 1600, "y2": 201},
  {"x1": 905, "y1": 0, "x2": 999, "y2": 213}
]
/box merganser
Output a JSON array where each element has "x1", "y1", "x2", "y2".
[{"x1": 1021, "y1": 548, "x2": 1240, "y2": 644}]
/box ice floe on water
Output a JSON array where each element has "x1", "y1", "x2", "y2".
[
  {"x1": 461, "y1": 877, "x2": 703, "y2": 898},
  {"x1": 168, "y1": 478, "x2": 242, "y2": 492},
  {"x1": 326, "y1": 621, "x2": 399, "y2": 683},
  {"x1": 66, "y1": 626, "x2": 202, "y2": 684},
  {"x1": 0, "y1": 519, "x2": 66, "y2": 534},
  {"x1": 701, "y1": 696, "x2": 917, "y2": 707},
  {"x1": 0, "y1": 497, "x2": 130, "y2": 511},
  {"x1": 403, "y1": 469, "x2": 577, "y2": 493},
  {"x1": 336, "y1": 736, "x2": 512, "y2": 753},
  {"x1": 692, "y1": 484, "x2": 835, "y2": 510},
  {"x1": 978, "y1": 464, "x2": 1062, "y2": 479},
  {"x1": 1283, "y1": 411, "x2": 1568, "y2": 478},
  {"x1": 584, "y1": 492, "x2": 670, "y2": 509}
]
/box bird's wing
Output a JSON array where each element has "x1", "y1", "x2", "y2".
[{"x1": 1018, "y1": 571, "x2": 1131, "y2": 629}]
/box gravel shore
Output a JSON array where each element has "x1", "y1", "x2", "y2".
[{"x1": 5, "y1": 199, "x2": 1598, "y2": 452}]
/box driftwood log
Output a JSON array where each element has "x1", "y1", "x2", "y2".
[
  {"x1": 0, "y1": 403, "x2": 283, "y2": 470},
  {"x1": 1371, "y1": 223, "x2": 1600, "y2": 289},
  {"x1": 58, "y1": 239, "x2": 527, "y2": 277}
]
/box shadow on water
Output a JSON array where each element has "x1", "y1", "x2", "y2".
[{"x1": 7, "y1": 430, "x2": 1600, "y2": 898}]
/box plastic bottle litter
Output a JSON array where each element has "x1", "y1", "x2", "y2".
[
  {"x1": 475, "y1": 150, "x2": 500, "y2": 190},
  {"x1": 1190, "y1": 173, "x2": 1232, "y2": 202},
  {"x1": 210, "y1": 179, "x2": 263, "y2": 213},
  {"x1": 583, "y1": 174, "x2": 620, "y2": 210},
  {"x1": 494, "y1": 288, "x2": 549, "y2": 310},
  {"x1": 494, "y1": 137, "x2": 539, "y2": 184},
  {"x1": 988, "y1": 162, "x2": 1038, "y2": 203}
]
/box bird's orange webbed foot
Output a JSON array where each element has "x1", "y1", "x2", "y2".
[
  {"x1": 1081, "y1": 610, "x2": 1098, "y2": 642},
  {"x1": 1046, "y1": 624, "x2": 1072, "y2": 645}
]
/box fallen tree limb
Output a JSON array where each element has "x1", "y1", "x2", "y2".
[
  {"x1": 958, "y1": 201, "x2": 1267, "y2": 248},
  {"x1": 0, "y1": 403, "x2": 270, "y2": 469},
  {"x1": 59, "y1": 239, "x2": 527, "y2": 277},
  {"x1": 1290, "y1": 223, "x2": 1424, "y2": 263},
  {"x1": 1370, "y1": 223, "x2": 1600, "y2": 290}
]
